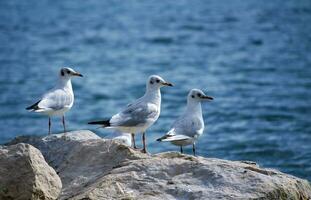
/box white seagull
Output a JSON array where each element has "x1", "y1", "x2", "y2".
[
  {"x1": 88, "y1": 75, "x2": 173, "y2": 153},
  {"x1": 157, "y1": 89, "x2": 213, "y2": 156},
  {"x1": 26, "y1": 67, "x2": 83, "y2": 134},
  {"x1": 105, "y1": 131, "x2": 132, "y2": 147}
]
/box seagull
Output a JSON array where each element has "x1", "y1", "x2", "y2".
[
  {"x1": 88, "y1": 75, "x2": 173, "y2": 153},
  {"x1": 105, "y1": 131, "x2": 132, "y2": 147},
  {"x1": 157, "y1": 89, "x2": 213, "y2": 156},
  {"x1": 26, "y1": 67, "x2": 83, "y2": 135}
]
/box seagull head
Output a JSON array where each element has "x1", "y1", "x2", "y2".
[
  {"x1": 146, "y1": 75, "x2": 173, "y2": 91},
  {"x1": 59, "y1": 67, "x2": 83, "y2": 79},
  {"x1": 188, "y1": 89, "x2": 213, "y2": 103}
]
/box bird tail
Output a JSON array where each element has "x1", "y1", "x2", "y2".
[
  {"x1": 88, "y1": 120, "x2": 110, "y2": 127},
  {"x1": 156, "y1": 135, "x2": 168, "y2": 142},
  {"x1": 26, "y1": 100, "x2": 41, "y2": 111},
  {"x1": 157, "y1": 134, "x2": 191, "y2": 142},
  {"x1": 157, "y1": 129, "x2": 177, "y2": 142}
]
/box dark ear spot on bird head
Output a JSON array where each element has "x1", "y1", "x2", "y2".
[
  {"x1": 150, "y1": 80, "x2": 154, "y2": 84},
  {"x1": 61, "y1": 70, "x2": 64, "y2": 76},
  {"x1": 191, "y1": 95, "x2": 195, "y2": 98}
]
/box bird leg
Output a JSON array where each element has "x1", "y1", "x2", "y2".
[
  {"x1": 48, "y1": 117, "x2": 51, "y2": 135},
  {"x1": 62, "y1": 115, "x2": 66, "y2": 133},
  {"x1": 141, "y1": 132, "x2": 147, "y2": 153},
  {"x1": 192, "y1": 143, "x2": 196, "y2": 156},
  {"x1": 131, "y1": 133, "x2": 137, "y2": 149},
  {"x1": 180, "y1": 146, "x2": 183, "y2": 153}
]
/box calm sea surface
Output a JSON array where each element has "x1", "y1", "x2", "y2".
[{"x1": 0, "y1": 0, "x2": 310, "y2": 180}]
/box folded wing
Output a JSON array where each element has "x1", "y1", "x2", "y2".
[
  {"x1": 158, "y1": 116, "x2": 204, "y2": 142},
  {"x1": 27, "y1": 88, "x2": 73, "y2": 112},
  {"x1": 110, "y1": 102, "x2": 159, "y2": 127}
]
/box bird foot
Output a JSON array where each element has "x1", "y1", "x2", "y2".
[
  {"x1": 61, "y1": 133, "x2": 69, "y2": 141},
  {"x1": 130, "y1": 146, "x2": 146, "y2": 153},
  {"x1": 140, "y1": 148, "x2": 148, "y2": 154},
  {"x1": 131, "y1": 147, "x2": 142, "y2": 151}
]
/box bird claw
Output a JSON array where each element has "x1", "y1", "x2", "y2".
[
  {"x1": 140, "y1": 148, "x2": 148, "y2": 154},
  {"x1": 61, "y1": 133, "x2": 69, "y2": 141}
]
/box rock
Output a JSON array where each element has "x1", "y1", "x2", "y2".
[
  {"x1": 71, "y1": 153, "x2": 311, "y2": 200},
  {"x1": 6, "y1": 130, "x2": 102, "y2": 171},
  {"x1": 7, "y1": 130, "x2": 311, "y2": 200},
  {"x1": 7, "y1": 130, "x2": 146, "y2": 199},
  {"x1": 0, "y1": 143, "x2": 62, "y2": 200}
]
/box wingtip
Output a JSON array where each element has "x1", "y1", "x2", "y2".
[
  {"x1": 26, "y1": 100, "x2": 41, "y2": 111},
  {"x1": 25, "y1": 107, "x2": 33, "y2": 111},
  {"x1": 157, "y1": 135, "x2": 166, "y2": 142},
  {"x1": 88, "y1": 120, "x2": 111, "y2": 126}
]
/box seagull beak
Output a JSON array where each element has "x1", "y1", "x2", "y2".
[
  {"x1": 73, "y1": 72, "x2": 83, "y2": 77},
  {"x1": 201, "y1": 95, "x2": 213, "y2": 100},
  {"x1": 162, "y1": 82, "x2": 173, "y2": 87}
]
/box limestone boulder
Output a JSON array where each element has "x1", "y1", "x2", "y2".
[{"x1": 0, "y1": 143, "x2": 62, "y2": 200}]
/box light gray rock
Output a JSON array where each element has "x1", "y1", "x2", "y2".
[
  {"x1": 0, "y1": 143, "x2": 62, "y2": 200},
  {"x1": 7, "y1": 130, "x2": 102, "y2": 170},
  {"x1": 7, "y1": 130, "x2": 311, "y2": 200},
  {"x1": 71, "y1": 152, "x2": 311, "y2": 200},
  {"x1": 7, "y1": 130, "x2": 146, "y2": 199}
]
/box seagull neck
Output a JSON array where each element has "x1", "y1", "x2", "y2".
[
  {"x1": 57, "y1": 78, "x2": 72, "y2": 91},
  {"x1": 186, "y1": 100, "x2": 202, "y2": 117},
  {"x1": 144, "y1": 88, "x2": 161, "y2": 104}
]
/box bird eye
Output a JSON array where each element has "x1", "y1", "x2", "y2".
[
  {"x1": 191, "y1": 95, "x2": 195, "y2": 98},
  {"x1": 150, "y1": 80, "x2": 154, "y2": 84},
  {"x1": 156, "y1": 79, "x2": 160, "y2": 83},
  {"x1": 197, "y1": 93, "x2": 202, "y2": 97},
  {"x1": 66, "y1": 70, "x2": 70, "y2": 74}
]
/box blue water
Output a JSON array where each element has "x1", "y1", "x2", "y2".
[{"x1": 1, "y1": 0, "x2": 311, "y2": 180}]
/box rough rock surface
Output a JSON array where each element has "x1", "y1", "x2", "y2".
[
  {"x1": 7, "y1": 130, "x2": 311, "y2": 200},
  {"x1": 0, "y1": 143, "x2": 62, "y2": 200},
  {"x1": 7, "y1": 130, "x2": 146, "y2": 199}
]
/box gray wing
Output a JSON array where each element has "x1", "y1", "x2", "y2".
[
  {"x1": 171, "y1": 116, "x2": 204, "y2": 138},
  {"x1": 110, "y1": 102, "x2": 159, "y2": 127},
  {"x1": 38, "y1": 88, "x2": 73, "y2": 111}
]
